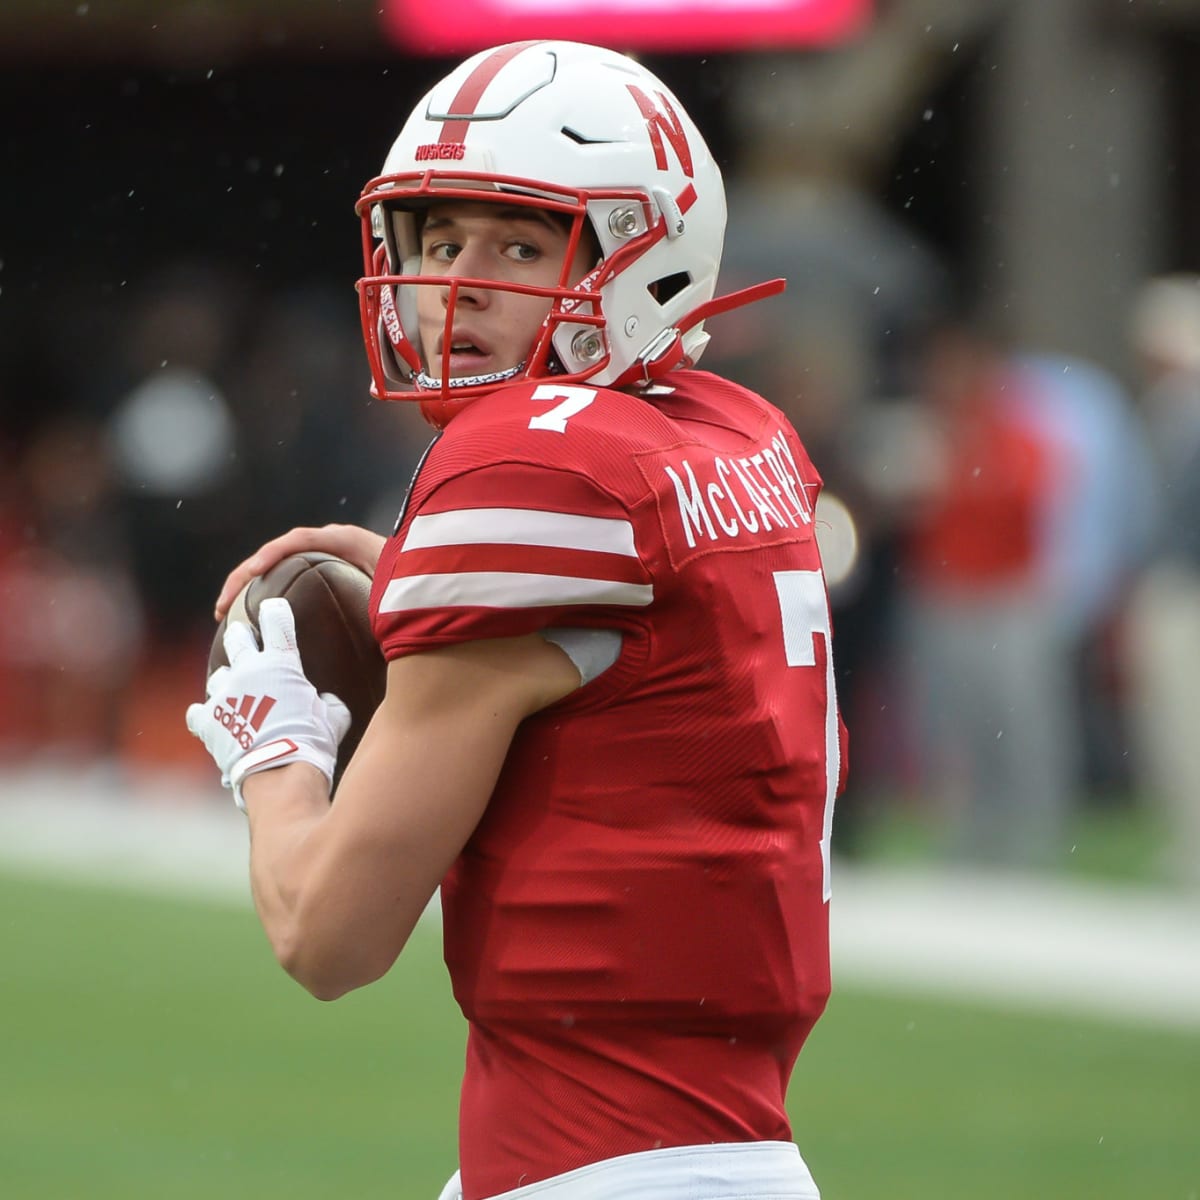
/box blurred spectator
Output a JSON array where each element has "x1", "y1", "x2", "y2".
[
  {"x1": 895, "y1": 319, "x2": 1078, "y2": 869},
  {"x1": 1123, "y1": 274, "x2": 1200, "y2": 891},
  {"x1": 100, "y1": 260, "x2": 250, "y2": 637},
  {"x1": 89, "y1": 267, "x2": 429, "y2": 777},
  {"x1": 74, "y1": 262, "x2": 253, "y2": 776},
  {"x1": 0, "y1": 416, "x2": 144, "y2": 763},
  {"x1": 1013, "y1": 353, "x2": 1158, "y2": 799}
]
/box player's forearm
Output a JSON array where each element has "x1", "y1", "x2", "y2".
[
  {"x1": 242, "y1": 763, "x2": 365, "y2": 1000},
  {"x1": 242, "y1": 760, "x2": 431, "y2": 1000}
]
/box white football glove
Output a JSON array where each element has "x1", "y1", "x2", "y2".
[{"x1": 185, "y1": 597, "x2": 352, "y2": 811}]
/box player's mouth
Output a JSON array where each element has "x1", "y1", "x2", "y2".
[{"x1": 436, "y1": 334, "x2": 498, "y2": 377}]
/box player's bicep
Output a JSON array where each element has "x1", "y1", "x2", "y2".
[
  {"x1": 341, "y1": 632, "x2": 578, "y2": 856},
  {"x1": 303, "y1": 635, "x2": 579, "y2": 978}
]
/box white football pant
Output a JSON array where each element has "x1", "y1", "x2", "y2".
[{"x1": 436, "y1": 1141, "x2": 819, "y2": 1199}]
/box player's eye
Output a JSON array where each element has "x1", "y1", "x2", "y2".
[
  {"x1": 423, "y1": 240, "x2": 461, "y2": 264},
  {"x1": 504, "y1": 240, "x2": 541, "y2": 263}
]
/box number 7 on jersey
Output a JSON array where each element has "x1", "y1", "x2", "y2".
[
  {"x1": 528, "y1": 384, "x2": 597, "y2": 433},
  {"x1": 774, "y1": 570, "x2": 840, "y2": 901}
]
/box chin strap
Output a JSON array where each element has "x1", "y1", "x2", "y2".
[{"x1": 413, "y1": 362, "x2": 527, "y2": 391}]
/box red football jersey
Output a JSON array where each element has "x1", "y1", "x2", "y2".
[{"x1": 370, "y1": 369, "x2": 845, "y2": 1200}]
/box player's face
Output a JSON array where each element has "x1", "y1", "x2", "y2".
[{"x1": 415, "y1": 201, "x2": 593, "y2": 380}]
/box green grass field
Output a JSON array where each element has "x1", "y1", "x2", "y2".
[{"x1": 2, "y1": 869, "x2": 1197, "y2": 1200}]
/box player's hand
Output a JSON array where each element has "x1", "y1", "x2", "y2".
[
  {"x1": 214, "y1": 524, "x2": 387, "y2": 620},
  {"x1": 185, "y1": 598, "x2": 352, "y2": 810}
]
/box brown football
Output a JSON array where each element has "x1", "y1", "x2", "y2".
[{"x1": 208, "y1": 552, "x2": 387, "y2": 791}]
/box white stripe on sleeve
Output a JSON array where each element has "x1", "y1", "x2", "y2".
[
  {"x1": 402, "y1": 508, "x2": 637, "y2": 557},
  {"x1": 378, "y1": 571, "x2": 653, "y2": 612}
]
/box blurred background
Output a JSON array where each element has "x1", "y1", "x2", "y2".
[
  {"x1": 4, "y1": 0, "x2": 1200, "y2": 886},
  {"x1": 1, "y1": 2, "x2": 1199, "y2": 1197}
]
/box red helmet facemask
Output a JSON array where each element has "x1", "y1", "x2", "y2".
[{"x1": 356, "y1": 175, "x2": 613, "y2": 427}]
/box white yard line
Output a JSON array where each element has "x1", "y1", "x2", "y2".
[
  {"x1": 1, "y1": 765, "x2": 1197, "y2": 1031},
  {"x1": 829, "y1": 864, "x2": 1200, "y2": 1029},
  {"x1": 0, "y1": 766, "x2": 252, "y2": 906}
]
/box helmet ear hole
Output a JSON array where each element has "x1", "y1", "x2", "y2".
[{"x1": 650, "y1": 272, "x2": 692, "y2": 307}]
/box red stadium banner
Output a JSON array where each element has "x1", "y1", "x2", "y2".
[{"x1": 382, "y1": 0, "x2": 872, "y2": 54}]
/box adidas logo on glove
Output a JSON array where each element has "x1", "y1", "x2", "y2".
[{"x1": 213, "y1": 693, "x2": 278, "y2": 750}]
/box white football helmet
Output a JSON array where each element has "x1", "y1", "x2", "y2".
[{"x1": 355, "y1": 40, "x2": 782, "y2": 422}]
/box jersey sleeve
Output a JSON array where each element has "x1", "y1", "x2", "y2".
[{"x1": 371, "y1": 459, "x2": 654, "y2": 660}]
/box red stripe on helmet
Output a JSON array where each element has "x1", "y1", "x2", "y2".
[{"x1": 437, "y1": 40, "x2": 541, "y2": 144}]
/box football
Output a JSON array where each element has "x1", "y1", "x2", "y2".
[{"x1": 208, "y1": 552, "x2": 387, "y2": 790}]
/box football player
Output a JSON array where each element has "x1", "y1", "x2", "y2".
[{"x1": 188, "y1": 40, "x2": 846, "y2": 1200}]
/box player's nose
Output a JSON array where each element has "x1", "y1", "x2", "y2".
[
  {"x1": 440, "y1": 274, "x2": 491, "y2": 311},
  {"x1": 442, "y1": 238, "x2": 493, "y2": 281}
]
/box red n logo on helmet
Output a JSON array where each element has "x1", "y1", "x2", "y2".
[{"x1": 627, "y1": 85, "x2": 695, "y2": 179}]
